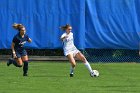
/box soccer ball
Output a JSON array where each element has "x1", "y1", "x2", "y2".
[{"x1": 90, "y1": 70, "x2": 99, "y2": 77}]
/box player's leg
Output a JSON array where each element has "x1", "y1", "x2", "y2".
[
  {"x1": 13, "y1": 58, "x2": 23, "y2": 67},
  {"x1": 67, "y1": 54, "x2": 76, "y2": 77},
  {"x1": 75, "y1": 52, "x2": 93, "y2": 73},
  {"x1": 21, "y1": 55, "x2": 29, "y2": 76},
  {"x1": 7, "y1": 52, "x2": 23, "y2": 67}
]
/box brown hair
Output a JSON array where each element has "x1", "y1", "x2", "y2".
[
  {"x1": 12, "y1": 23, "x2": 25, "y2": 31},
  {"x1": 60, "y1": 24, "x2": 71, "y2": 31}
]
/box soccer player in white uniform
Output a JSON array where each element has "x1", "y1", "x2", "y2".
[{"x1": 60, "y1": 24, "x2": 94, "y2": 77}]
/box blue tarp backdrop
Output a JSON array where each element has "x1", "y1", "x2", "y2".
[{"x1": 0, "y1": 0, "x2": 140, "y2": 49}]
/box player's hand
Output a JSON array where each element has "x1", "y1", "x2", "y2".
[
  {"x1": 64, "y1": 35, "x2": 68, "y2": 38},
  {"x1": 60, "y1": 35, "x2": 68, "y2": 41},
  {"x1": 28, "y1": 38, "x2": 32, "y2": 43},
  {"x1": 13, "y1": 53, "x2": 17, "y2": 59}
]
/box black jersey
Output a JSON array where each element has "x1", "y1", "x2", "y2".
[{"x1": 12, "y1": 33, "x2": 29, "y2": 52}]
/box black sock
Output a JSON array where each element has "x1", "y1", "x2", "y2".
[
  {"x1": 10, "y1": 59, "x2": 22, "y2": 67},
  {"x1": 23, "y1": 61, "x2": 28, "y2": 74}
]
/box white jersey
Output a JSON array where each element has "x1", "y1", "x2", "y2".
[{"x1": 61, "y1": 32, "x2": 79, "y2": 56}]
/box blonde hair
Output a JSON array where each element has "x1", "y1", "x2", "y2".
[{"x1": 12, "y1": 23, "x2": 24, "y2": 31}]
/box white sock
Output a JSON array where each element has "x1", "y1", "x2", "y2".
[
  {"x1": 70, "y1": 66, "x2": 75, "y2": 74},
  {"x1": 84, "y1": 61, "x2": 93, "y2": 73}
]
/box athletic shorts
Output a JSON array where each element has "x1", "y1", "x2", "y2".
[
  {"x1": 12, "y1": 50, "x2": 27, "y2": 58},
  {"x1": 64, "y1": 48, "x2": 80, "y2": 57}
]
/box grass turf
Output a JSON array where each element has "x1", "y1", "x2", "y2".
[{"x1": 0, "y1": 62, "x2": 140, "y2": 93}]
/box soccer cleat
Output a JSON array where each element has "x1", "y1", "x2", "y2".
[
  {"x1": 7, "y1": 59, "x2": 13, "y2": 66},
  {"x1": 90, "y1": 71, "x2": 95, "y2": 77},
  {"x1": 70, "y1": 73, "x2": 74, "y2": 77},
  {"x1": 23, "y1": 73, "x2": 28, "y2": 76}
]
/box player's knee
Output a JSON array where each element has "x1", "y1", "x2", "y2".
[
  {"x1": 17, "y1": 60, "x2": 23, "y2": 67},
  {"x1": 17, "y1": 63, "x2": 23, "y2": 67}
]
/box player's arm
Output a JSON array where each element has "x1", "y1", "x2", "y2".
[
  {"x1": 11, "y1": 42, "x2": 17, "y2": 58},
  {"x1": 26, "y1": 35, "x2": 32, "y2": 43},
  {"x1": 60, "y1": 35, "x2": 68, "y2": 41}
]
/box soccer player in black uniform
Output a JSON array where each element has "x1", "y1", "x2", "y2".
[{"x1": 7, "y1": 23, "x2": 32, "y2": 76}]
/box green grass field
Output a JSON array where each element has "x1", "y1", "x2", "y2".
[{"x1": 0, "y1": 62, "x2": 140, "y2": 93}]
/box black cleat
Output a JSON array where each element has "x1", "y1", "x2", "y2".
[
  {"x1": 7, "y1": 59, "x2": 12, "y2": 66},
  {"x1": 23, "y1": 73, "x2": 28, "y2": 76},
  {"x1": 70, "y1": 74, "x2": 74, "y2": 77}
]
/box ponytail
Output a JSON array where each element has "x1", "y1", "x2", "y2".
[
  {"x1": 60, "y1": 24, "x2": 71, "y2": 31},
  {"x1": 12, "y1": 23, "x2": 24, "y2": 31}
]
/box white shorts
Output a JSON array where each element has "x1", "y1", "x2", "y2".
[{"x1": 64, "y1": 49, "x2": 80, "y2": 57}]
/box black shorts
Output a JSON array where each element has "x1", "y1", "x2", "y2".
[{"x1": 12, "y1": 50, "x2": 27, "y2": 58}]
